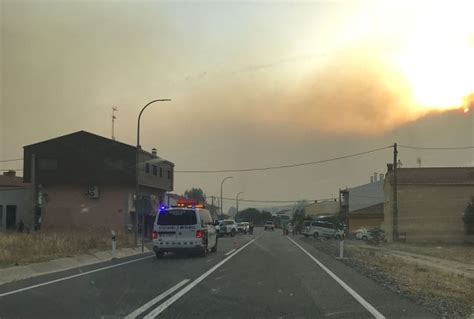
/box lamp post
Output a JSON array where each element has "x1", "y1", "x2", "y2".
[
  {"x1": 236, "y1": 192, "x2": 244, "y2": 218},
  {"x1": 220, "y1": 176, "x2": 233, "y2": 218},
  {"x1": 136, "y1": 99, "x2": 171, "y2": 251}
]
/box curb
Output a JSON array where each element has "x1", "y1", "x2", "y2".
[{"x1": 0, "y1": 246, "x2": 152, "y2": 285}]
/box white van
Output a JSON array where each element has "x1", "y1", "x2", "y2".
[
  {"x1": 302, "y1": 220, "x2": 345, "y2": 240},
  {"x1": 152, "y1": 207, "x2": 218, "y2": 258}
]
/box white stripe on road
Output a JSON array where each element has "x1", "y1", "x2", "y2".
[
  {"x1": 287, "y1": 237, "x2": 385, "y2": 319},
  {"x1": 124, "y1": 279, "x2": 190, "y2": 319},
  {"x1": 144, "y1": 235, "x2": 261, "y2": 318},
  {"x1": 0, "y1": 255, "x2": 154, "y2": 298},
  {"x1": 224, "y1": 248, "x2": 236, "y2": 256}
]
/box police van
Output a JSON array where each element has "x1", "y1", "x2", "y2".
[{"x1": 152, "y1": 204, "x2": 218, "y2": 258}]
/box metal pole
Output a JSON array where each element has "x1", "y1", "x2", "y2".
[
  {"x1": 136, "y1": 99, "x2": 171, "y2": 251},
  {"x1": 220, "y1": 176, "x2": 233, "y2": 217},
  {"x1": 393, "y1": 143, "x2": 398, "y2": 242}
]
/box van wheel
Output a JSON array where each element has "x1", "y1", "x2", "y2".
[
  {"x1": 230, "y1": 229, "x2": 236, "y2": 237},
  {"x1": 211, "y1": 238, "x2": 218, "y2": 253},
  {"x1": 362, "y1": 236, "x2": 368, "y2": 241},
  {"x1": 304, "y1": 234, "x2": 308, "y2": 238},
  {"x1": 155, "y1": 251, "x2": 164, "y2": 259},
  {"x1": 313, "y1": 232, "x2": 319, "y2": 239}
]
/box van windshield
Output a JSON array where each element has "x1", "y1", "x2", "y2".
[{"x1": 157, "y1": 210, "x2": 197, "y2": 225}]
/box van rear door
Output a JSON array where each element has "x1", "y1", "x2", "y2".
[{"x1": 156, "y1": 209, "x2": 198, "y2": 241}]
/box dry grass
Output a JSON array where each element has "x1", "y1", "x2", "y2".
[
  {"x1": 0, "y1": 230, "x2": 135, "y2": 267},
  {"x1": 386, "y1": 243, "x2": 474, "y2": 264},
  {"x1": 350, "y1": 247, "x2": 474, "y2": 316}
]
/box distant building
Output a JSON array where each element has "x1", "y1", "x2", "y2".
[
  {"x1": 346, "y1": 174, "x2": 385, "y2": 233},
  {"x1": 0, "y1": 171, "x2": 33, "y2": 232},
  {"x1": 303, "y1": 200, "x2": 340, "y2": 218},
  {"x1": 384, "y1": 166, "x2": 474, "y2": 243},
  {"x1": 22, "y1": 131, "x2": 174, "y2": 234}
]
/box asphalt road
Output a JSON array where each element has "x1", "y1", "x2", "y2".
[{"x1": 0, "y1": 228, "x2": 436, "y2": 319}]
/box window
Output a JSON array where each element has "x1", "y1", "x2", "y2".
[
  {"x1": 157, "y1": 209, "x2": 197, "y2": 225},
  {"x1": 167, "y1": 170, "x2": 171, "y2": 179},
  {"x1": 145, "y1": 163, "x2": 150, "y2": 173},
  {"x1": 198, "y1": 210, "x2": 212, "y2": 225},
  {"x1": 152, "y1": 165, "x2": 157, "y2": 176},
  {"x1": 159, "y1": 167, "x2": 163, "y2": 177}
]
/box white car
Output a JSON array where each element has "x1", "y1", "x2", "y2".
[
  {"x1": 152, "y1": 207, "x2": 218, "y2": 258},
  {"x1": 217, "y1": 219, "x2": 238, "y2": 237},
  {"x1": 302, "y1": 220, "x2": 345, "y2": 240},
  {"x1": 355, "y1": 228, "x2": 384, "y2": 241}
]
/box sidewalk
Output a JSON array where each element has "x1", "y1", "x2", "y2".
[
  {"x1": 347, "y1": 242, "x2": 474, "y2": 279},
  {"x1": 0, "y1": 246, "x2": 151, "y2": 285}
]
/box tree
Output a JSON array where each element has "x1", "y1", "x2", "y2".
[
  {"x1": 261, "y1": 211, "x2": 273, "y2": 224},
  {"x1": 184, "y1": 188, "x2": 206, "y2": 204},
  {"x1": 463, "y1": 197, "x2": 474, "y2": 234},
  {"x1": 235, "y1": 208, "x2": 261, "y2": 225}
]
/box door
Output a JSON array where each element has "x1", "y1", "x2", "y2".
[
  {"x1": 198, "y1": 209, "x2": 216, "y2": 248},
  {"x1": 6, "y1": 205, "x2": 17, "y2": 230}
]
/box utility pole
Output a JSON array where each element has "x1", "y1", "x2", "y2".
[
  {"x1": 112, "y1": 106, "x2": 118, "y2": 140},
  {"x1": 393, "y1": 142, "x2": 398, "y2": 242}
]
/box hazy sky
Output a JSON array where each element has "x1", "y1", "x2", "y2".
[{"x1": 1, "y1": 0, "x2": 473, "y2": 210}]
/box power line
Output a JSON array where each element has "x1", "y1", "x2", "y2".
[
  {"x1": 0, "y1": 158, "x2": 22, "y2": 163},
  {"x1": 399, "y1": 145, "x2": 474, "y2": 150},
  {"x1": 214, "y1": 196, "x2": 336, "y2": 204},
  {"x1": 176, "y1": 146, "x2": 393, "y2": 173}
]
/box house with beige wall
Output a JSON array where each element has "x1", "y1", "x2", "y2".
[{"x1": 384, "y1": 166, "x2": 474, "y2": 243}]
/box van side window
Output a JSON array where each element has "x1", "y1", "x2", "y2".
[{"x1": 198, "y1": 210, "x2": 212, "y2": 225}]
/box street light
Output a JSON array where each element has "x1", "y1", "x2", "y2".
[
  {"x1": 136, "y1": 99, "x2": 171, "y2": 252},
  {"x1": 236, "y1": 192, "x2": 244, "y2": 217},
  {"x1": 220, "y1": 176, "x2": 233, "y2": 217}
]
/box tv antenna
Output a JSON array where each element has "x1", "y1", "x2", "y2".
[{"x1": 112, "y1": 106, "x2": 118, "y2": 140}]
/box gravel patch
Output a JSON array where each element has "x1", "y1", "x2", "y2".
[{"x1": 298, "y1": 236, "x2": 474, "y2": 318}]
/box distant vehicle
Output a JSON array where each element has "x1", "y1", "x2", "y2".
[
  {"x1": 302, "y1": 220, "x2": 344, "y2": 240},
  {"x1": 356, "y1": 228, "x2": 385, "y2": 243},
  {"x1": 264, "y1": 221, "x2": 275, "y2": 231},
  {"x1": 237, "y1": 222, "x2": 250, "y2": 234},
  {"x1": 217, "y1": 219, "x2": 238, "y2": 237},
  {"x1": 152, "y1": 207, "x2": 218, "y2": 258}
]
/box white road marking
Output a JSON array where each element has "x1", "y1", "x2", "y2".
[
  {"x1": 124, "y1": 279, "x2": 190, "y2": 319},
  {"x1": 0, "y1": 255, "x2": 154, "y2": 298},
  {"x1": 224, "y1": 248, "x2": 236, "y2": 256},
  {"x1": 287, "y1": 237, "x2": 385, "y2": 319},
  {"x1": 144, "y1": 235, "x2": 261, "y2": 318}
]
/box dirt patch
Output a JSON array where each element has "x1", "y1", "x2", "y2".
[
  {"x1": 386, "y1": 243, "x2": 474, "y2": 265},
  {"x1": 0, "y1": 230, "x2": 135, "y2": 267},
  {"x1": 300, "y1": 237, "x2": 474, "y2": 318}
]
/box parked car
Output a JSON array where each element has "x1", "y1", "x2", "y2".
[
  {"x1": 152, "y1": 207, "x2": 218, "y2": 258},
  {"x1": 355, "y1": 228, "x2": 371, "y2": 240},
  {"x1": 264, "y1": 221, "x2": 275, "y2": 231},
  {"x1": 217, "y1": 219, "x2": 238, "y2": 237},
  {"x1": 237, "y1": 222, "x2": 250, "y2": 234},
  {"x1": 356, "y1": 228, "x2": 385, "y2": 243},
  {"x1": 302, "y1": 220, "x2": 345, "y2": 239}
]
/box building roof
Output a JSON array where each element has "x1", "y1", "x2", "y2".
[
  {"x1": 0, "y1": 175, "x2": 31, "y2": 189},
  {"x1": 347, "y1": 180, "x2": 384, "y2": 212},
  {"x1": 24, "y1": 130, "x2": 174, "y2": 166},
  {"x1": 386, "y1": 167, "x2": 474, "y2": 185},
  {"x1": 349, "y1": 203, "x2": 383, "y2": 216}
]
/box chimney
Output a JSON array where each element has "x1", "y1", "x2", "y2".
[
  {"x1": 151, "y1": 148, "x2": 157, "y2": 156},
  {"x1": 387, "y1": 163, "x2": 393, "y2": 171},
  {"x1": 3, "y1": 170, "x2": 16, "y2": 177},
  {"x1": 370, "y1": 176, "x2": 374, "y2": 183},
  {"x1": 379, "y1": 173, "x2": 384, "y2": 181}
]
